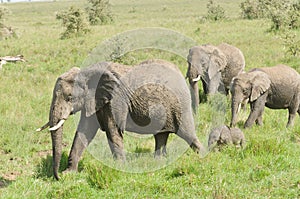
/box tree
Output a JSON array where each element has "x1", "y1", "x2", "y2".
[
  {"x1": 86, "y1": 0, "x2": 113, "y2": 25},
  {"x1": 56, "y1": 6, "x2": 90, "y2": 39}
]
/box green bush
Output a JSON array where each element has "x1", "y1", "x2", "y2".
[
  {"x1": 56, "y1": 6, "x2": 90, "y2": 39},
  {"x1": 86, "y1": 0, "x2": 113, "y2": 25},
  {"x1": 280, "y1": 30, "x2": 300, "y2": 57},
  {"x1": 240, "y1": 0, "x2": 265, "y2": 19},
  {"x1": 205, "y1": 0, "x2": 226, "y2": 21}
]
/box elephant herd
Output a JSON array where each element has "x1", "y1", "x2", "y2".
[{"x1": 37, "y1": 43, "x2": 300, "y2": 180}]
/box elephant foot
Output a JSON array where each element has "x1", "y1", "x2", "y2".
[{"x1": 63, "y1": 167, "x2": 78, "y2": 174}]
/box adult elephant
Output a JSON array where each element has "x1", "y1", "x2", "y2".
[
  {"x1": 230, "y1": 64, "x2": 300, "y2": 128},
  {"x1": 186, "y1": 43, "x2": 245, "y2": 110},
  {"x1": 37, "y1": 59, "x2": 206, "y2": 180}
]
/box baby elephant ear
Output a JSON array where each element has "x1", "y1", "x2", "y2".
[
  {"x1": 220, "y1": 126, "x2": 231, "y2": 143},
  {"x1": 250, "y1": 71, "x2": 271, "y2": 102}
]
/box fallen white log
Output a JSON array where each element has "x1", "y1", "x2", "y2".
[{"x1": 0, "y1": 55, "x2": 25, "y2": 62}]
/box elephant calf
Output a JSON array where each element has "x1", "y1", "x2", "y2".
[
  {"x1": 208, "y1": 125, "x2": 245, "y2": 150},
  {"x1": 230, "y1": 64, "x2": 300, "y2": 128}
]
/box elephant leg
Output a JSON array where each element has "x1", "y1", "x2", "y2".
[
  {"x1": 255, "y1": 106, "x2": 264, "y2": 126},
  {"x1": 287, "y1": 95, "x2": 300, "y2": 127},
  {"x1": 97, "y1": 106, "x2": 125, "y2": 161},
  {"x1": 67, "y1": 112, "x2": 99, "y2": 171},
  {"x1": 154, "y1": 132, "x2": 169, "y2": 157},
  {"x1": 245, "y1": 94, "x2": 267, "y2": 128}
]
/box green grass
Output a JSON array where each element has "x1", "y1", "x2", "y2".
[{"x1": 0, "y1": 0, "x2": 300, "y2": 198}]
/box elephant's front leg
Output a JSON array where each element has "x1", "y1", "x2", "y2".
[
  {"x1": 245, "y1": 94, "x2": 267, "y2": 128},
  {"x1": 67, "y1": 112, "x2": 99, "y2": 172},
  {"x1": 97, "y1": 106, "x2": 125, "y2": 161},
  {"x1": 154, "y1": 132, "x2": 169, "y2": 157}
]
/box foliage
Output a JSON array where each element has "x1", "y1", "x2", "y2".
[
  {"x1": 240, "y1": 0, "x2": 265, "y2": 19},
  {"x1": 85, "y1": 0, "x2": 113, "y2": 25},
  {"x1": 280, "y1": 30, "x2": 300, "y2": 57},
  {"x1": 205, "y1": 0, "x2": 226, "y2": 21},
  {"x1": 56, "y1": 6, "x2": 90, "y2": 39},
  {"x1": 241, "y1": 0, "x2": 300, "y2": 31}
]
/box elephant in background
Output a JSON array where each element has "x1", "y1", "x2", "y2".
[
  {"x1": 230, "y1": 64, "x2": 300, "y2": 128},
  {"x1": 186, "y1": 43, "x2": 245, "y2": 110},
  {"x1": 37, "y1": 59, "x2": 206, "y2": 180}
]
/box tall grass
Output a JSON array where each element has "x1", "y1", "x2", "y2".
[{"x1": 0, "y1": 0, "x2": 300, "y2": 198}]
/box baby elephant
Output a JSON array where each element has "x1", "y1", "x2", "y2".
[{"x1": 208, "y1": 125, "x2": 245, "y2": 151}]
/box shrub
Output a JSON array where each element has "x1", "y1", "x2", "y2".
[
  {"x1": 86, "y1": 0, "x2": 113, "y2": 25},
  {"x1": 280, "y1": 30, "x2": 300, "y2": 57},
  {"x1": 205, "y1": 0, "x2": 226, "y2": 21},
  {"x1": 259, "y1": 0, "x2": 300, "y2": 31},
  {"x1": 240, "y1": 0, "x2": 265, "y2": 19},
  {"x1": 56, "y1": 6, "x2": 90, "y2": 39}
]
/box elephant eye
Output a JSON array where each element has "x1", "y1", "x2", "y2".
[
  {"x1": 67, "y1": 95, "x2": 73, "y2": 102},
  {"x1": 242, "y1": 88, "x2": 248, "y2": 95}
]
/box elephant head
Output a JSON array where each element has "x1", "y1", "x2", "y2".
[
  {"x1": 230, "y1": 70, "x2": 271, "y2": 127},
  {"x1": 208, "y1": 125, "x2": 231, "y2": 150},
  {"x1": 186, "y1": 44, "x2": 227, "y2": 110},
  {"x1": 37, "y1": 62, "x2": 121, "y2": 180}
]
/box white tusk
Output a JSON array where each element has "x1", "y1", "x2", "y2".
[
  {"x1": 49, "y1": 119, "x2": 65, "y2": 131},
  {"x1": 192, "y1": 75, "x2": 201, "y2": 82},
  {"x1": 36, "y1": 122, "x2": 50, "y2": 132},
  {"x1": 237, "y1": 103, "x2": 241, "y2": 113}
]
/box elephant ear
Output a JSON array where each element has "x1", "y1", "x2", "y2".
[
  {"x1": 220, "y1": 126, "x2": 231, "y2": 144},
  {"x1": 84, "y1": 70, "x2": 120, "y2": 117},
  {"x1": 208, "y1": 48, "x2": 227, "y2": 79},
  {"x1": 249, "y1": 71, "x2": 271, "y2": 102}
]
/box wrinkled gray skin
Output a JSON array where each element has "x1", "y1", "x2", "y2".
[
  {"x1": 208, "y1": 125, "x2": 245, "y2": 151},
  {"x1": 230, "y1": 64, "x2": 300, "y2": 128},
  {"x1": 186, "y1": 43, "x2": 245, "y2": 111},
  {"x1": 37, "y1": 59, "x2": 205, "y2": 180}
]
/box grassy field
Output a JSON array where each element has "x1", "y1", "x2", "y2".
[{"x1": 0, "y1": 0, "x2": 300, "y2": 198}]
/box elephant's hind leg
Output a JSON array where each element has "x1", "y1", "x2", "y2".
[
  {"x1": 287, "y1": 94, "x2": 300, "y2": 127},
  {"x1": 154, "y1": 132, "x2": 169, "y2": 157}
]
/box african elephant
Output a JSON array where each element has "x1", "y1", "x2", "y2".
[
  {"x1": 186, "y1": 43, "x2": 245, "y2": 110},
  {"x1": 37, "y1": 59, "x2": 206, "y2": 180},
  {"x1": 208, "y1": 125, "x2": 245, "y2": 150},
  {"x1": 230, "y1": 64, "x2": 300, "y2": 128}
]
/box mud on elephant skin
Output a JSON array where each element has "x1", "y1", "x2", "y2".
[
  {"x1": 37, "y1": 59, "x2": 206, "y2": 180},
  {"x1": 186, "y1": 43, "x2": 245, "y2": 111},
  {"x1": 230, "y1": 64, "x2": 300, "y2": 128}
]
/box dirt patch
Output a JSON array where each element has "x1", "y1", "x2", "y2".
[
  {"x1": 37, "y1": 150, "x2": 52, "y2": 157},
  {"x1": 3, "y1": 171, "x2": 21, "y2": 181}
]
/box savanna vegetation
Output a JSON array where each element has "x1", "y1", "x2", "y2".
[{"x1": 0, "y1": 0, "x2": 299, "y2": 198}]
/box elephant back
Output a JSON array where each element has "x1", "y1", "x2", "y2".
[{"x1": 218, "y1": 43, "x2": 245, "y2": 89}]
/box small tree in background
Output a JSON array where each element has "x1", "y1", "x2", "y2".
[
  {"x1": 205, "y1": 0, "x2": 226, "y2": 21},
  {"x1": 241, "y1": 0, "x2": 300, "y2": 31},
  {"x1": 240, "y1": 0, "x2": 265, "y2": 19},
  {"x1": 56, "y1": 6, "x2": 90, "y2": 39},
  {"x1": 86, "y1": 0, "x2": 113, "y2": 25}
]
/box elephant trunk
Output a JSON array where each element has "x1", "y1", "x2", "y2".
[
  {"x1": 50, "y1": 127, "x2": 63, "y2": 180},
  {"x1": 230, "y1": 97, "x2": 242, "y2": 127},
  {"x1": 189, "y1": 80, "x2": 199, "y2": 112}
]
